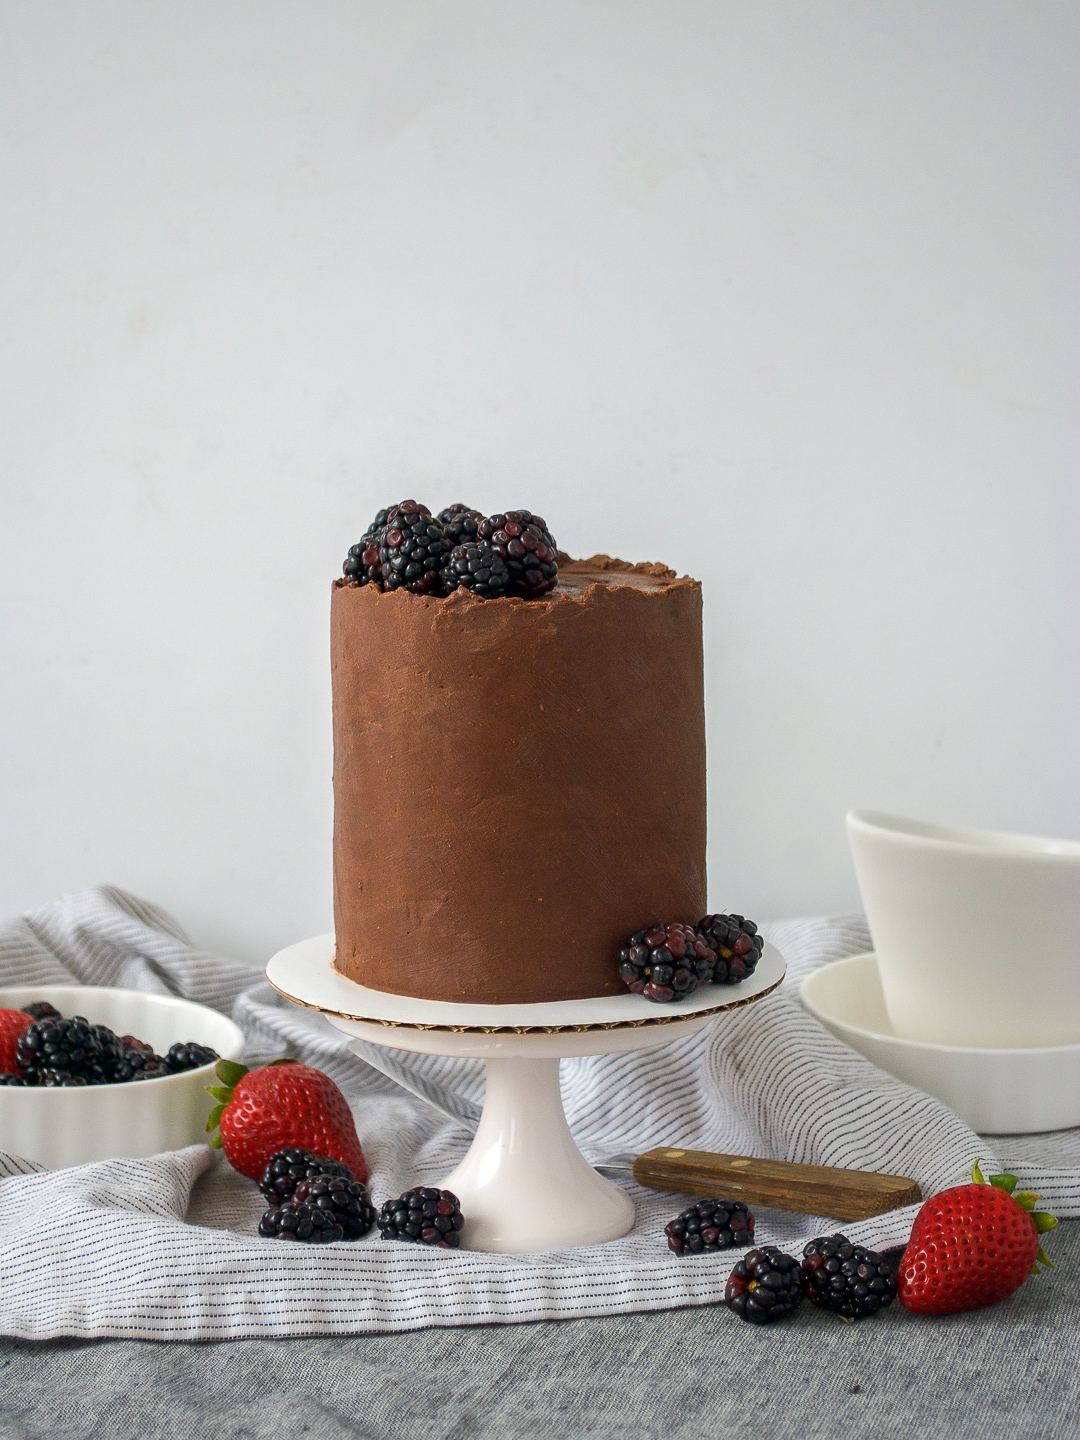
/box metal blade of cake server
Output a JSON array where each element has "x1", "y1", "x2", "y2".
[{"x1": 594, "y1": 1152, "x2": 637, "y2": 1176}]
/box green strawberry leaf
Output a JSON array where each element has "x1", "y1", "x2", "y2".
[
  {"x1": 1034, "y1": 1212, "x2": 1058, "y2": 1234},
  {"x1": 209, "y1": 1132, "x2": 223, "y2": 1149},
  {"x1": 205, "y1": 1103, "x2": 225, "y2": 1133},
  {"x1": 215, "y1": 1059, "x2": 249, "y2": 1087},
  {"x1": 1034, "y1": 1245, "x2": 1055, "y2": 1272},
  {"x1": 1014, "y1": 1191, "x2": 1043, "y2": 1212},
  {"x1": 971, "y1": 1159, "x2": 986, "y2": 1185},
  {"x1": 988, "y1": 1172, "x2": 1018, "y2": 1194},
  {"x1": 205, "y1": 1085, "x2": 234, "y2": 1103},
  {"x1": 268, "y1": 1057, "x2": 298, "y2": 1067}
]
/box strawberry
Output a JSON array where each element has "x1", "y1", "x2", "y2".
[
  {"x1": 898, "y1": 1160, "x2": 1057, "y2": 1316},
  {"x1": 0, "y1": 1008, "x2": 32, "y2": 1073},
  {"x1": 206, "y1": 1058, "x2": 368, "y2": 1184}
]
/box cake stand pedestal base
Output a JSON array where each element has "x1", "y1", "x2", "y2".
[
  {"x1": 266, "y1": 935, "x2": 785, "y2": 1254},
  {"x1": 439, "y1": 1055, "x2": 633, "y2": 1251}
]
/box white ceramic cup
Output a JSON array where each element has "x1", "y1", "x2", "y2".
[{"x1": 846, "y1": 810, "x2": 1080, "y2": 1048}]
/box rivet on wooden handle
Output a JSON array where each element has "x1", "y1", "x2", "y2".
[{"x1": 631, "y1": 1147, "x2": 922, "y2": 1222}]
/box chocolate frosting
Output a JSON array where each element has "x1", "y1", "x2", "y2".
[{"x1": 331, "y1": 558, "x2": 707, "y2": 1004}]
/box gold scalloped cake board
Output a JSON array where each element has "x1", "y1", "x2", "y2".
[{"x1": 266, "y1": 950, "x2": 785, "y2": 1036}]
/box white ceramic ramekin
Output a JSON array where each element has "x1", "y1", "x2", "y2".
[
  {"x1": 0, "y1": 984, "x2": 245, "y2": 1168},
  {"x1": 847, "y1": 810, "x2": 1080, "y2": 1048},
  {"x1": 801, "y1": 953, "x2": 1080, "y2": 1134}
]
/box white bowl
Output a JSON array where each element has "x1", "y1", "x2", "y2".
[
  {"x1": 0, "y1": 985, "x2": 246, "y2": 1168},
  {"x1": 847, "y1": 809, "x2": 1080, "y2": 1047},
  {"x1": 801, "y1": 953, "x2": 1080, "y2": 1134}
]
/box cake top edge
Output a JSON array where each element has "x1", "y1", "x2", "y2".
[
  {"x1": 333, "y1": 556, "x2": 698, "y2": 608},
  {"x1": 560, "y1": 553, "x2": 680, "y2": 581}
]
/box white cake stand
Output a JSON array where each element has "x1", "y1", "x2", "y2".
[{"x1": 266, "y1": 936, "x2": 785, "y2": 1254}]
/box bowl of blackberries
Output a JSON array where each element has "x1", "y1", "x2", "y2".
[{"x1": 0, "y1": 985, "x2": 245, "y2": 1168}]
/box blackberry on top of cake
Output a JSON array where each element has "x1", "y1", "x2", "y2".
[{"x1": 342, "y1": 501, "x2": 557, "y2": 600}]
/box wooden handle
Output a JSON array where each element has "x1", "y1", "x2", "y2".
[{"x1": 631, "y1": 1147, "x2": 921, "y2": 1221}]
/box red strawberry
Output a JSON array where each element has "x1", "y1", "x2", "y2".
[
  {"x1": 898, "y1": 1160, "x2": 1057, "y2": 1316},
  {"x1": 206, "y1": 1058, "x2": 368, "y2": 1184},
  {"x1": 0, "y1": 1009, "x2": 32, "y2": 1073}
]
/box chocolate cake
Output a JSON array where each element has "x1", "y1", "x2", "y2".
[{"x1": 331, "y1": 555, "x2": 706, "y2": 1005}]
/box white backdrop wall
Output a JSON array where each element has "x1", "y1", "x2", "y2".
[{"x1": 2, "y1": 1, "x2": 1077, "y2": 964}]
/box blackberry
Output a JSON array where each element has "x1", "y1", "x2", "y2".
[
  {"x1": 437, "y1": 504, "x2": 483, "y2": 546},
  {"x1": 15, "y1": 1015, "x2": 112, "y2": 1085},
  {"x1": 109, "y1": 1052, "x2": 144, "y2": 1080},
  {"x1": 618, "y1": 922, "x2": 714, "y2": 1002},
  {"x1": 259, "y1": 1146, "x2": 354, "y2": 1204},
  {"x1": 801, "y1": 1234, "x2": 897, "y2": 1319},
  {"x1": 342, "y1": 506, "x2": 392, "y2": 587},
  {"x1": 258, "y1": 1200, "x2": 345, "y2": 1243},
  {"x1": 37, "y1": 1069, "x2": 89, "y2": 1087},
  {"x1": 665, "y1": 1199, "x2": 755, "y2": 1255},
  {"x1": 379, "y1": 501, "x2": 451, "y2": 595},
  {"x1": 14, "y1": 1017, "x2": 53, "y2": 1076},
  {"x1": 109, "y1": 1036, "x2": 167, "y2": 1083},
  {"x1": 876, "y1": 1244, "x2": 906, "y2": 1277},
  {"x1": 164, "y1": 1042, "x2": 219, "y2": 1073},
  {"x1": 0, "y1": 1073, "x2": 30, "y2": 1085},
  {"x1": 441, "y1": 541, "x2": 512, "y2": 599},
  {"x1": 698, "y1": 913, "x2": 764, "y2": 985},
  {"x1": 724, "y1": 1246, "x2": 805, "y2": 1325},
  {"x1": 293, "y1": 1173, "x2": 376, "y2": 1238},
  {"x1": 377, "y1": 1187, "x2": 465, "y2": 1247},
  {"x1": 475, "y1": 511, "x2": 558, "y2": 596},
  {"x1": 21, "y1": 1001, "x2": 62, "y2": 1021},
  {"x1": 131, "y1": 1059, "x2": 172, "y2": 1080},
  {"x1": 88, "y1": 1023, "x2": 126, "y2": 1075}
]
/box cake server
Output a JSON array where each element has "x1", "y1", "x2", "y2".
[{"x1": 595, "y1": 1147, "x2": 921, "y2": 1221}]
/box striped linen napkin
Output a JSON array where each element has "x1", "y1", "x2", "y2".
[{"x1": 0, "y1": 886, "x2": 1076, "y2": 1340}]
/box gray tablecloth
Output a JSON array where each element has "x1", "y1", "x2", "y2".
[{"x1": 0, "y1": 1219, "x2": 1076, "y2": 1440}]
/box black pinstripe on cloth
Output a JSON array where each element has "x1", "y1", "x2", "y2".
[{"x1": 1, "y1": 886, "x2": 1077, "y2": 1340}]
